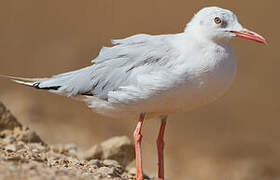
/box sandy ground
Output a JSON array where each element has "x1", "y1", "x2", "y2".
[{"x1": 0, "y1": 102, "x2": 153, "y2": 180}]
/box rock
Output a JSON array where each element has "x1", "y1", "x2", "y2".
[
  {"x1": 13, "y1": 126, "x2": 45, "y2": 144},
  {"x1": 103, "y1": 159, "x2": 124, "y2": 175},
  {"x1": 84, "y1": 144, "x2": 103, "y2": 160},
  {"x1": 85, "y1": 136, "x2": 135, "y2": 167},
  {"x1": 64, "y1": 144, "x2": 78, "y2": 152},
  {"x1": 103, "y1": 159, "x2": 121, "y2": 167},
  {"x1": 0, "y1": 102, "x2": 44, "y2": 145},
  {"x1": 3, "y1": 135, "x2": 16, "y2": 144},
  {"x1": 0, "y1": 129, "x2": 12, "y2": 139},
  {"x1": 5, "y1": 155, "x2": 24, "y2": 162},
  {"x1": 49, "y1": 143, "x2": 80, "y2": 158},
  {"x1": 5, "y1": 144, "x2": 17, "y2": 152},
  {"x1": 98, "y1": 166, "x2": 115, "y2": 175},
  {"x1": 0, "y1": 101, "x2": 22, "y2": 131},
  {"x1": 88, "y1": 159, "x2": 103, "y2": 167},
  {"x1": 127, "y1": 167, "x2": 153, "y2": 180},
  {"x1": 101, "y1": 136, "x2": 135, "y2": 167},
  {"x1": 4, "y1": 143, "x2": 23, "y2": 153}
]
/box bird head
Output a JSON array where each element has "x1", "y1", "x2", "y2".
[{"x1": 185, "y1": 7, "x2": 267, "y2": 44}]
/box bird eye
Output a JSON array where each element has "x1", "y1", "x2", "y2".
[{"x1": 214, "y1": 17, "x2": 222, "y2": 24}]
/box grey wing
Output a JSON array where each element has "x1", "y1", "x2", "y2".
[
  {"x1": 17, "y1": 33, "x2": 180, "y2": 102},
  {"x1": 89, "y1": 33, "x2": 180, "y2": 102}
]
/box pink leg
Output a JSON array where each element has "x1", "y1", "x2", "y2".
[
  {"x1": 157, "y1": 116, "x2": 167, "y2": 180},
  {"x1": 134, "y1": 113, "x2": 146, "y2": 180}
]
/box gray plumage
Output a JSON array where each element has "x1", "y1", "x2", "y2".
[{"x1": 32, "y1": 33, "x2": 180, "y2": 101}]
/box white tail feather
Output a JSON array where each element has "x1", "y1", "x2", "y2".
[
  {"x1": 0, "y1": 75, "x2": 43, "y2": 82},
  {"x1": 11, "y1": 79, "x2": 35, "y2": 86},
  {"x1": 0, "y1": 75, "x2": 42, "y2": 87}
]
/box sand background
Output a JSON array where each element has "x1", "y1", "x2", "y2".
[{"x1": 0, "y1": 1, "x2": 279, "y2": 179}]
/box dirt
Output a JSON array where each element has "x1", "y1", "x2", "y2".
[{"x1": 0, "y1": 102, "x2": 152, "y2": 180}]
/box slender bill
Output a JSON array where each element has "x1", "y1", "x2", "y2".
[{"x1": 231, "y1": 29, "x2": 267, "y2": 44}]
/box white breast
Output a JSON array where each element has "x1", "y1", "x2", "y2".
[{"x1": 144, "y1": 42, "x2": 237, "y2": 113}]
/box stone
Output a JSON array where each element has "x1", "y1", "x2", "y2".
[
  {"x1": 3, "y1": 135, "x2": 16, "y2": 144},
  {"x1": 88, "y1": 159, "x2": 103, "y2": 168},
  {"x1": 100, "y1": 136, "x2": 135, "y2": 167},
  {"x1": 84, "y1": 144, "x2": 103, "y2": 160},
  {"x1": 5, "y1": 144, "x2": 17, "y2": 152},
  {"x1": 84, "y1": 136, "x2": 135, "y2": 167},
  {"x1": 103, "y1": 159, "x2": 120, "y2": 167},
  {"x1": 13, "y1": 126, "x2": 45, "y2": 144},
  {"x1": 0, "y1": 101, "x2": 22, "y2": 131}
]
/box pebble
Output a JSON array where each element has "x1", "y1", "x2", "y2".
[
  {"x1": 3, "y1": 135, "x2": 16, "y2": 144},
  {"x1": 85, "y1": 136, "x2": 135, "y2": 167},
  {"x1": 88, "y1": 159, "x2": 103, "y2": 167},
  {"x1": 5, "y1": 144, "x2": 17, "y2": 152},
  {"x1": 103, "y1": 159, "x2": 121, "y2": 167}
]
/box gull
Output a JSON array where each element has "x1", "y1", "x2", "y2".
[{"x1": 2, "y1": 6, "x2": 266, "y2": 180}]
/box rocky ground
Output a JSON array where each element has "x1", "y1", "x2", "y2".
[{"x1": 0, "y1": 102, "x2": 152, "y2": 180}]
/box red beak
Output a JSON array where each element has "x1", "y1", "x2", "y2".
[{"x1": 231, "y1": 29, "x2": 267, "y2": 44}]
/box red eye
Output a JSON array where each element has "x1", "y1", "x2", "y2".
[{"x1": 214, "y1": 17, "x2": 222, "y2": 24}]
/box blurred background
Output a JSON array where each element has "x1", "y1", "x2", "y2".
[{"x1": 0, "y1": 0, "x2": 279, "y2": 179}]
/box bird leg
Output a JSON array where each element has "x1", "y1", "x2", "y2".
[
  {"x1": 134, "y1": 112, "x2": 146, "y2": 180},
  {"x1": 157, "y1": 116, "x2": 167, "y2": 180}
]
